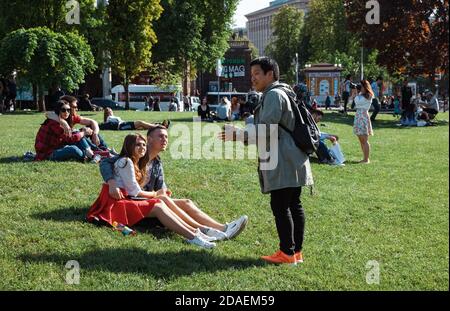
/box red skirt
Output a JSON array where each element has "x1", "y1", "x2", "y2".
[{"x1": 87, "y1": 184, "x2": 160, "y2": 227}]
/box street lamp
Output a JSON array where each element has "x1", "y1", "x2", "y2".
[{"x1": 295, "y1": 53, "x2": 299, "y2": 85}]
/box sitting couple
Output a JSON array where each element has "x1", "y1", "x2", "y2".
[
  {"x1": 35, "y1": 99, "x2": 111, "y2": 162},
  {"x1": 87, "y1": 126, "x2": 248, "y2": 249}
]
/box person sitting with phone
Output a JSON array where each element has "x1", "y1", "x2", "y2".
[
  {"x1": 310, "y1": 109, "x2": 345, "y2": 166},
  {"x1": 87, "y1": 133, "x2": 222, "y2": 249},
  {"x1": 99, "y1": 125, "x2": 248, "y2": 241}
]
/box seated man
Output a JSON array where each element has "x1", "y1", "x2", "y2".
[
  {"x1": 420, "y1": 91, "x2": 439, "y2": 120},
  {"x1": 311, "y1": 109, "x2": 345, "y2": 166},
  {"x1": 99, "y1": 125, "x2": 248, "y2": 240}
]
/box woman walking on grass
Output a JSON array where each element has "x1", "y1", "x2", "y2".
[
  {"x1": 87, "y1": 133, "x2": 218, "y2": 249},
  {"x1": 353, "y1": 80, "x2": 374, "y2": 164}
]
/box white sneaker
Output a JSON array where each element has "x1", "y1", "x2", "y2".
[
  {"x1": 186, "y1": 236, "x2": 216, "y2": 249},
  {"x1": 201, "y1": 227, "x2": 228, "y2": 241},
  {"x1": 224, "y1": 215, "x2": 248, "y2": 240},
  {"x1": 196, "y1": 228, "x2": 218, "y2": 242}
]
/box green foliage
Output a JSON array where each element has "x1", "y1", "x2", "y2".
[
  {"x1": 152, "y1": 0, "x2": 239, "y2": 76},
  {"x1": 147, "y1": 59, "x2": 183, "y2": 88},
  {"x1": 266, "y1": 6, "x2": 305, "y2": 85},
  {"x1": 0, "y1": 0, "x2": 110, "y2": 72},
  {"x1": 106, "y1": 0, "x2": 163, "y2": 109},
  {"x1": 0, "y1": 27, "x2": 95, "y2": 92},
  {"x1": 304, "y1": 0, "x2": 359, "y2": 61},
  {"x1": 0, "y1": 111, "x2": 448, "y2": 290}
]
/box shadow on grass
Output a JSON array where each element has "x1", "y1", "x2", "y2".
[
  {"x1": 0, "y1": 156, "x2": 33, "y2": 164},
  {"x1": 0, "y1": 110, "x2": 42, "y2": 115},
  {"x1": 32, "y1": 207, "x2": 175, "y2": 239},
  {"x1": 18, "y1": 247, "x2": 265, "y2": 278},
  {"x1": 321, "y1": 111, "x2": 449, "y2": 129}
]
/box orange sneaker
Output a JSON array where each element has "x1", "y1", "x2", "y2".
[
  {"x1": 294, "y1": 252, "x2": 304, "y2": 264},
  {"x1": 261, "y1": 250, "x2": 297, "y2": 265}
]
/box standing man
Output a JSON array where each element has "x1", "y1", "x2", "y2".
[
  {"x1": 370, "y1": 76, "x2": 383, "y2": 121},
  {"x1": 221, "y1": 57, "x2": 314, "y2": 265},
  {"x1": 341, "y1": 74, "x2": 353, "y2": 114}
]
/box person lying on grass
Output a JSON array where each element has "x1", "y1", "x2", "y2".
[
  {"x1": 34, "y1": 100, "x2": 99, "y2": 162},
  {"x1": 99, "y1": 125, "x2": 248, "y2": 241},
  {"x1": 100, "y1": 107, "x2": 170, "y2": 131},
  {"x1": 87, "y1": 133, "x2": 220, "y2": 249}
]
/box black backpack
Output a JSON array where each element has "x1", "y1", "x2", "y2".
[{"x1": 272, "y1": 85, "x2": 320, "y2": 155}]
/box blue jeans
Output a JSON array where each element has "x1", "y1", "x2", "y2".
[
  {"x1": 49, "y1": 138, "x2": 91, "y2": 161},
  {"x1": 73, "y1": 130, "x2": 108, "y2": 150}
]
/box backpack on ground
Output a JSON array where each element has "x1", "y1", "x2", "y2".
[{"x1": 272, "y1": 84, "x2": 321, "y2": 155}]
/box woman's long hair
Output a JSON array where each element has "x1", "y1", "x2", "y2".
[
  {"x1": 54, "y1": 100, "x2": 73, "y2": 128},
  {"x1": 119, "y1": 133, "x2": 149, "y2": 187},
  {"x1": 360, "y1": 80, "x2": 374, "y2": 99}
]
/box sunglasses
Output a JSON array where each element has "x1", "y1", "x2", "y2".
[{"x1": 60, "y1": 108, "x2": 71, "y2": 113}]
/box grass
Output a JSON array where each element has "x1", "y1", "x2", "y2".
[{"x1": 0, "y1": 109, "x2": 448, "y2": 291}]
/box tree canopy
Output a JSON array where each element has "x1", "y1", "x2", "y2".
[
  {"x1": 266, "y1": 6, "x2": 305, "y2": 84},
  {"x1": 344, "y1": 0, "x2": 449, "y2": 76},
  {"x1": 106, "y1": 0, "x2": 163, "y2": 109},
  {"x1": 0, "y1": 27, "x2": 95, "y2": 110}
]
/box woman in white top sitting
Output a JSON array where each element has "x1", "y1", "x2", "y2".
[
  {"x1": 353, "y1": 80, "x2": 374, "y2": 164},
  {"x1": 100, "y1": 108, "x2": 167, "y2": 131},
  {"x1": 87, "y1": 133, "x2": 216, "y2": 249}
]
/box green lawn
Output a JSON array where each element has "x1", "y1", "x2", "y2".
[{"x1": 0, "y1": 109, "x2": 448, "y2": 290}]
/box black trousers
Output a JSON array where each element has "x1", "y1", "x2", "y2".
[
  {"x1": 371, "y1": 98, "x2": 381, "y2": 121},
  {"x1": 342, "y1": 92, "x2": 350, "y2": 112},
  {"x1": 270, "y1": 187, "x2": 305, "y2": 255}
]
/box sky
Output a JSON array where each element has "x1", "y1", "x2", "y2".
[{"x1": 233, "y1": 0, "x2": 272, "y2": 28}]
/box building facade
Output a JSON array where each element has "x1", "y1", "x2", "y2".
[
  {"x1": 246, "y1": 0, "x2": 310, "y2": 56},
  {"x1": 304, "y1": 63, "x2": 343, "y2": 104},
  {"x1": 196, "y1": 40, "x2": 253, "y2": 98}
]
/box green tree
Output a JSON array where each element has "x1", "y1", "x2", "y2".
[
  {"x1": 0, "y1": 27, "x2": 95, "y2": 111},
  {"x1": 344, "y1": 0, "x2": 449, "y2": 78},
  {"x1": 304, "y1": 0, "x2": 359, "y2": 61},
  {"x1": 266, "y1": 6, "x2": 305, "y2": 84},
  {"x1": 106, "y1": 0, "x2": 163, "y2": 109},
  {"x1": 152, "y1": 0, "x2": 238, "y2": 93}
]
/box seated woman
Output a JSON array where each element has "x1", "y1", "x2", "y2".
[
  {"x1": 46, "y1": 95, "x2": 110, "y2": 153},
  {"x1": 87, "y1": 133, "x2": 218, "y2": 249},
  {"x1": 100, "y1": 108, "x2": 169, "y2": 131},
  {"x1": 230, "y1": 97, "x2": 241, "y2": 121},
  {"x1": 197, "y1": 97, "x2": 211, "y2": 121},
  {"x1": 35, "y1": 100, "x2": 97, "y2": 162}
]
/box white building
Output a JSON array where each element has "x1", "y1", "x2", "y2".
[{"x1": 246, "y1": 0, "x2": 310, "y2": 56}]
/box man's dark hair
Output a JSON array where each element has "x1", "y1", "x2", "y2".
[
  {"x1": 376, "y1": 76, "x2": 383, "y2": 81},
  {"x1": 311, "y1": 109, "x2": 324, "y2": 117},
  {"x1": 250, "y1": 57, "x2": 279, "y2": 81},
  {"x1": 146, "y1": 124, "x2": 167, "y2": 137},
  {"x1": 346, "y1": 74, "x2": 352, "y2": 80}
]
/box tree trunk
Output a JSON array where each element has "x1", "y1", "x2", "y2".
[
  {"x1": 33, "y1": 83, "x2": 38, "y2": 111},
  {"x1": 124, "y1": 73, "x2": 130, "y2": 110},
  {"x1": 183, "y1": 59, "x2": 191, "y2": 97},
  {"x1": 38, "y1": 85, "x2": 46, "y2": 112}
]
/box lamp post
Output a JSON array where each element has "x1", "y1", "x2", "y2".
[
  {"x1": 216, "y1": 59, "x2": 223, "y2": 106},
  {"x1": 295, "y1": 53, "x2": 299, "y2": 85}
]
